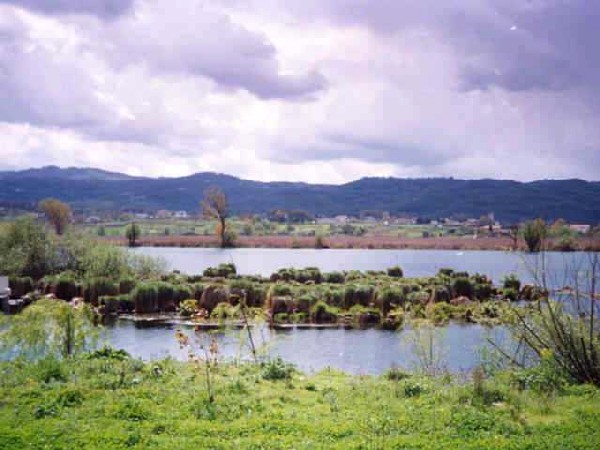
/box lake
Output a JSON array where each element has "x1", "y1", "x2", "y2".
[
  {"x1": 110, "y1": 248, "x2": 594, "y2": 374},
  {"x1": 135, "y1": 247, "x2": 595, "y2": 287},
  {"x1": 104, "y1": 320, "x2": 513, "y2": 375}
]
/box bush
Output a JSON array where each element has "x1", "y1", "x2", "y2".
[
  {"x1": 452, "y1": 277, "x2": 474, "y2": 299},
  {"x1": 116, "y1": 294, "x2": 135, "y2": 313},
  {"x1": 323, "y1": 271, "x2": 345, "y2": 284},
  {"x1": 378, "y1": 286, "x2": 406, "y2": 315},
  {"x1": 474, "y1": 283, "x2": 493, "y2": 300},
  {"x1": 403, "y1": 381, "x2": 426, "y2": 397},
  {"x1": 387, "y1": 266, "x2": 404, "y2": 278},
  {"x1": 503, "y1": 288, "x2": 519, "y2": 302},
  {"x1": 179, "y1": 299, "x2": 199, "y2": 317},
  {"x1": 344, "y1": 284, "x2": 374, "y2": 308},
  {"x1": 99, "y1": 296, "x2": 119, "y2": 315},
  {"x1": 311, "y1": 301, "x2": 338, "y2": 323},
  {"x1": 131, "y1": 283, "x2": 158, "y2": 314},
  {"x1": 522, "y1": 219, "x2": 547, "y2": 252},
  {"x1": 203, "y1": 263, "x2": 236, "y2": 278},
  {"x1": 427, "y1": 302, "x2": 454, "y2": 324},
  {"x1": 8, "y1": 276, "x2": 34, "y2": 297},
  {"x1": 54, "y1": 275, "x2": 78, "y2": 301},
  {"x1": 262, "y1": 357, "x2": 295, "y2": 381},
  {"x1": 84, "y1": 278, "x2": 118, "y2": 305},
  {"x1": 119, "y1": 277, "x2": 137, "y2": 295},
  {"x1": 502, "y1": 274, "x2": 521, "y2": 292},
  {"x1": 211, "y1": 302, "x2": 237, "y2": 320},
  {"x1": 385, "y1": 366, "x2": 410, "y2": 381}
]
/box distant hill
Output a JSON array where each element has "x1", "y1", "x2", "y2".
[
  {"x1": 0, "y1": 166, "x2": 143, "y2": 181},
  {"x1": 0, "y1": 167, "x2": 598, "y2": 224}
]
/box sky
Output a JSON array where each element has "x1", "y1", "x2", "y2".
[{"x1": 0, "y1": 0, "x2": 599, "y2": 183}]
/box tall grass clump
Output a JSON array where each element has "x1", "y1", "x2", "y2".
[
  {"x1": 508, "y1": 253, "x2": 600, "y2": 386},
  {"x1": 131, "y1": 283, "x2": 159, "y2": 314}
]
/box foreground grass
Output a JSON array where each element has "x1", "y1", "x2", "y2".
[{"x1": 1, "y1": 355, "x2": 599, "y2": 449}]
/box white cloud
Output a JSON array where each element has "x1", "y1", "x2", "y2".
[{"x1": 0, "y1": 0, "x2": 599, "y2": 182}]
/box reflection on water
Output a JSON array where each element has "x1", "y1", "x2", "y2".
[{"x1": 104, "y1": 320, "x2": 512, "y2": 375}]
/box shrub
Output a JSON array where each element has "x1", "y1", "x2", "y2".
[
  {"x1": 311, "y1": 301, "x2": 338, "y2": 323},
  {"x1": 323, "y1": 271, "x2": 345, "y2": 283},
  {"x1": 211, "y1": 302, "x2": 237, "y2": 320},
  {"x1": 8, "y1": 276, "x2": 35, "y2": 297},
  {"x1": 179, "y1": 299, "x2": 199, "y2": 317},
  {"x1": 131, "y1": 283, "x2": 158, "y2": 314},
  {"x1": 296, "y1": 293, "x2": 318, "y2": 314},
  {"x1": 99, "y1": 296, "x2": 119, "y2": 315},
  {"x1": 427, "y1": 302, "x2": 454, "y2": 324},
  {"x1": 230, "y1": 279, "x2": 266, "y2": 307},
  {"x1": 407, "y1": 291, "x2": 430, "y2": 305},
  {"x1": 203, "y1": 263, "x2": 237, "y2": 278},
  {"x1": 474, "y1": 283, "x2": 493, "y2": 300},
  {"x1": 452, "y1": 277, "x2": 474, "y2": 299},
  {"x1": 84, "y1": 278, "x2": 118, "y2": 305},
  {"x1": 387, "y1": 266, "x2": 404, "y2": 278},
  {"x1": 85, "y1": 346, "x2": 130, "y2": 361},
  {"x1": 503, "y1": 288, "x2": 519, "y2": 302},
  {"x1": 173, "y1": 285, "x2": 193, "y2": 307},
  {"x1": 378, "y1": 286, "x2": 406, "y2": 315},
  {"x1": 385, "y1": 366, "x2": 410, "y2": 381},
  {"x1": 113, "y1": 294, "x2": 132, "y2": 313},
  {"x1": 344, "y1": 284, "x2": 374, "y2": 308},
  {"x1": 403, "y1": 381, "x2": 426, "y2": 397},
  {"x1": 324, "y1": 288, "x2": 345, "y2": 308},
  {"x1": 502, "y1": 274, "x2": 521, "y2": 292},
  {"x1": 54, "y1": 275, "x2": 78, "y2": 301},
  {"x1": 522, "y1": 219, "x2": 547, "y2": 252},
  {"x1": 438, "y1": 268, "x2": 454, "y2": 277},
  {"x1": 119, "y1": 277, "x2": 137, "y2": 295},
  {"x1": 262, "y1": 357, "x2": 295, "y2": 381},
  {"x1": 1, "y1": 299, "x2": 98, "y2": 359}
]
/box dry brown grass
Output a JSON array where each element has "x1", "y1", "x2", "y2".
[{"x1": 102, "y1": 234, "x2": 600, "y2": 251}]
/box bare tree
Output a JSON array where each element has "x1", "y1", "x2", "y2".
[
  {"x1": 201, "y1": 186, "x2": 231, "y2": 248},
  {"x1": 38, "y1": 198, "x2": 71, "y2": 235}
]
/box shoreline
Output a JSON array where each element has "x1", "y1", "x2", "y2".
[{"x1": 103, "y1": 234, "x2": 600, "y2": 251}]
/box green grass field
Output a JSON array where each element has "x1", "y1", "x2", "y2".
[{"x1": 1, "y1": 355, "x2": 599, "y2": 449}]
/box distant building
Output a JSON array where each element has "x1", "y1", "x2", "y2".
[
  {"x1": 174, "y1": 211, "x2": 189, "y2": 219},
  {"x1": 569, "y1": 224, "x2": 591, "y2": 234},
  {"x1": 156, "y1": 210, "x2": 173, "y2": 219},
  {"x1": 135, "y1": 213, "x2": 150, "y2": 219},
  {"x1": 334, "y1": 215, "x2": 349, "y2": 223},
  {"x1": 316, "y1": 218, "x2": 337, "y2": 225},
  {"x1": 85, "y1": 216, "x2": 102, "y2": 224}
]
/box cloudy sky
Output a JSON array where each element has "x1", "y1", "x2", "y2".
[{"x1": 1, "y1": 0, "x2": 599, "y2": 183}]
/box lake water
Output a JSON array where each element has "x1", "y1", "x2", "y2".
[
  {"x1": 107, "y1": 249, "x2": 594, "y2": 373},
  {"x1": 135, "y1": 247, "x2": 596, "y2": 287},
  {"x1": 104, "y1": 320, "x2": 513, "y2": 375}
]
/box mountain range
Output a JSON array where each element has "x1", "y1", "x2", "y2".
[{"x1": 0, "y1": 166, "x2": 598, "y2": 224}]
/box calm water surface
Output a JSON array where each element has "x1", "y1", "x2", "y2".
[
  {"x1": 135, "y1": 247, "x2": 594, "y2": 286},
  {"x1": 104, "y1": 320, "x2": 511, "y2": 375},
  {"x1": 111, "y1": 248, "x2": 592, "y2": 373}
]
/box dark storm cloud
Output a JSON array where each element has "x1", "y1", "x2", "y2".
[
  {"x1": 450, "y1": 1, "x2": 600, "y2": 94},
  {"x1": 0, "y1": 0, "x2": 134, "y2": 18}
]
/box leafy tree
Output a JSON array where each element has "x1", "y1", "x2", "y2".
[
  {"x1": 125, "y1": 222, "x2": 141, "y2": 247},
  {"x1": 1, "y1": 299, "x2": 98, "y2": 359},
  {"x1": 201, "y1": 186, "x2": 232, "y2": 248},
  {"x1": 39, "y1": 198, "x2": 71, "y2": 235},
  {"x1": 522, "y1": 219, "x2": 547, "y2": 252},
  {"x1": 0, "y1": 217, "x2": 51, "y2": 279}
]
